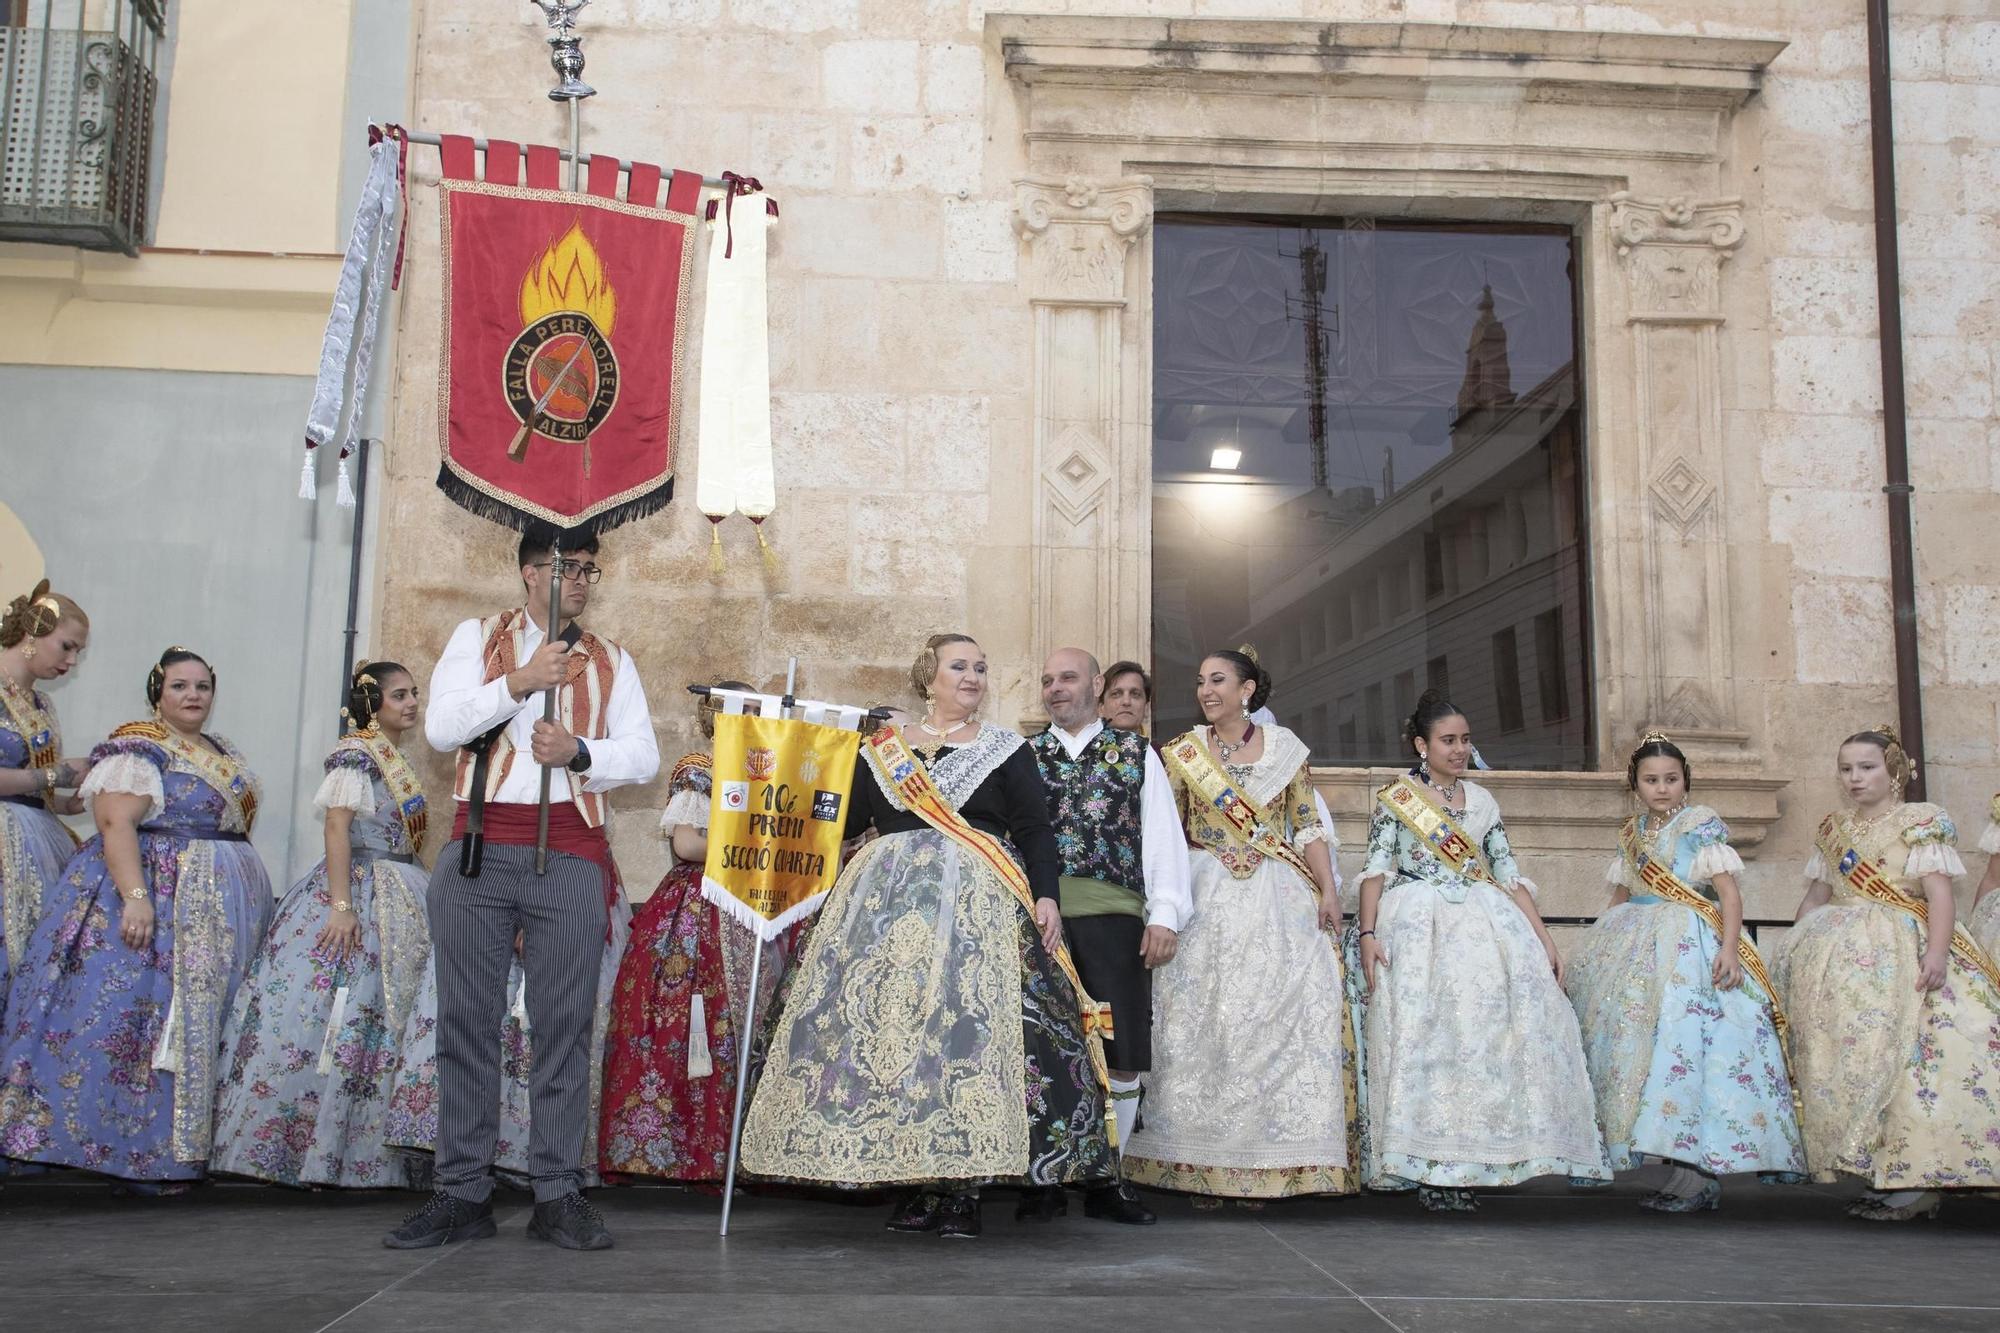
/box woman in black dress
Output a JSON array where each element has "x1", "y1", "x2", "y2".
[{"x1": 740, "y1": 634, "x2": 1113, "y2": 1238}]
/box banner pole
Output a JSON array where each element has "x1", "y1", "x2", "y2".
[
  {"x1": 533, "y1": 537, "x2": 563, "y2": 875},
  {"x1": 717, "y1": 941, "x2": 765, "y2": 1238}
]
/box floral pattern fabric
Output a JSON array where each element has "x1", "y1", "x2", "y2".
[
  {"x1": 1029, "y1": 727, "x2": 1148, "y2": 893},
  {"x1": 599, "y1": 752, "x2": 793, "y2": 1182},
  {"x1": 1357, "y1": 780, "x2": 1608, "y2": 1187},
  {"x1": 0, "y1": 731, "x2": 271, "y2": 1181},
  {"x1": 1773, "y1": 802, "x2": 2000, "y2": 1188},
  {"x1": 209, "y1": 743, "x2": 431, "y2": 1187},
  {"x1": 1563, "y1": 805, "x2": 1804, "y2": 1176},
  {"x1": 1, "y1": 707, "x2": 78, "y2": 1020},
  {"x1": 1124, "y1": 725, "x2": 1354, "y2": 1198}
]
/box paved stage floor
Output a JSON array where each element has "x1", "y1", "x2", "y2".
[{"x1": 3, "y1": 1171, "x2": 1996, "y2": 1332}]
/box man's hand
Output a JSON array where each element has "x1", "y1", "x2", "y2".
[
  {"x1": 1139, "y1": 924, "x2": 1178, "y2": 969},
  {"x1": 531, "y1": 718, "x2": 581, "y2": 767},
  {"x1": 506, "y1": 642, "x2": 570, "y2": 699}
]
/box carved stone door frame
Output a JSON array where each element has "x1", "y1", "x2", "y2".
[{"x1": 996, "y1": 15, "x2": 1788, "y2": 799}]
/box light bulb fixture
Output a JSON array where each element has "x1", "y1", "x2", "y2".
[{"x1": 1209, "y1": 446, "x2": 1241, "y2": 471}]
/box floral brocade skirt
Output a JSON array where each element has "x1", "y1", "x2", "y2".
[
  {"x1": 597, "y1": 860, "x2": 791, "y2": 1182},
  {"x1": 210, "y1": 856, "x2": 432, "y2": 1188},
  {"x1": 739, "y1": 828, "x2": 1113, "y2": 1189},
  {"x1": 1564, "y1": 899, "x2": 1804, "y2": 1177},
  {"x1": 1773, "y1": 900, "x2": 2000, "y2": 1188}
]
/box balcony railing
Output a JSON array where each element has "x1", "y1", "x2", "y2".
[{"x1": 0, "y1": 1, "x2": 165, "y2": 255}]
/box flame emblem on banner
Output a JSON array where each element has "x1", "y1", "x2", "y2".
[{"x1": 520, "y1": 220, "x2": 618, "y2": 333}]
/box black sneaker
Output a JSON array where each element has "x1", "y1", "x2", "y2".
[
  {"x1": 885, "y1": 1189, "x2": 947, "y2": 1233},
  {"x1": 526, "y1": 1191, "x2": 615, "y2": 1250},
  {"x1": 382, "y1": 1190, "x2": 497, "y2": 1249},
  {"x1": 1014, "y1": 1186, "x2": 1067, "y2": 1222},
  {"x1": 1083, "y1": 1181, "x2": 1156, "y2": 1225},
  {"x1": 937, "y1": 1192, "x2": 981, "y2": 1240}
]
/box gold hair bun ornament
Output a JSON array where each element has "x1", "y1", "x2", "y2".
[{"x1": 1236, "y1": 643, "x2": 1262, "y2": 665}]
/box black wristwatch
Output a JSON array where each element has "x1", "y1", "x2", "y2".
[{"x1": 567, "y1": 738, "x2": 593, "y2": 774}]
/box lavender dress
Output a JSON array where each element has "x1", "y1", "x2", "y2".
[
  {"x1": 0, "y1": 724, "x2": 272, "y2": 1181},
  {"x1": 210, "y1": 735, "x2": 431, "y2": 1187},
  {"x1": 0, "y1": 683, "x2": 79, "y2": 1022}
]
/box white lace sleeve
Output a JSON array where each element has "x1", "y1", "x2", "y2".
[
  {"x1": 1605, "y1": 854, "x2": 1636, "y2": 891},
  {"x1": 80, "y1": 753, "x2": 165, "y2": 822},
  {"x1": 313, "y1": 766, "x2": 378, "y2": 817},
  {"x1": 1980, "y1": 820, "x2": 2000, "y2": 856},
  {"x1": 1905, "y1": 841, "x2": 1966, "y2": 881},
  {"x1": 1688, "y1": 842, "x2": 1745, "y2": 883},
  {"x1": 1509, "y1": 875, "x2": 1541, "y2": 901},
  {"x1": 660, "y1": 787, "x2": 709, "y2": 835},
  {"x1": 1803, "y1": 846, "x2": 1829, "y2": 886}
]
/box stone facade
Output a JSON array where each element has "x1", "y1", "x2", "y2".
[{"x1": 374, "y1": 3, "x2": 2000, "y2": 913}]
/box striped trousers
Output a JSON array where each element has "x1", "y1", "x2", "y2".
[{"x1": 428, "y1": 839, "x2": 605, "y2": 1204}]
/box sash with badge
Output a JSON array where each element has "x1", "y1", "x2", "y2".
[
  {"x1": 1816, "y1": 815, "x2": 2000, "y2": 992},
  {"x1": 1160, "y1": 733, "x2": 1317, "y2": 889},
  {"x1": 1377, "y1": 774, "x2": 1495, "y2": 885}
]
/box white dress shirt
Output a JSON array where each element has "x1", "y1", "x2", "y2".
[
  {"x1": 425, "y1": 611, "x2": 660, "y2": 804},
  {"x1": 1047, "y1": 718, "x2": 1195, "y2": 934}
]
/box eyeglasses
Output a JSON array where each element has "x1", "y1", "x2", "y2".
[{"x1": 531, "y1": 561, "x2": 603, "y2": 585}]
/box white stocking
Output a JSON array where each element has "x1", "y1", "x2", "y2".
[{"x1": 1109, "y1": 1076, "x2": 1142, "y2": 1152}]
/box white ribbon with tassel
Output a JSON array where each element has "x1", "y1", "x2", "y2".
[
  {"x1": 317, "y1": 986, "x2": 351, "y2": 1076},
  {"x1": 687, "y1": 992, "x2": 714, "y2": 1079}
]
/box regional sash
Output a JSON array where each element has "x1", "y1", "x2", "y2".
[
  {"x1": 1160, "y1": 733, "x2": 1317, "y2": 888},
  {"x1": 1619, "y1": 817, "x2": 1798, "y2": 1096},
  {"x1": 337, "y1": 728, "x2": 429, "y2": 858},
  {"x1": 0, "y1": 676, "x2": 59, "y2": 810},
  {"x1": 1816, "y1": 818, "x2": 2000, "y2": 992},
  {"x1": 1378, "y1": 775, "x2": 1494, "y2": 885},
  {"x1": 114, "y1": 721, "x2": 259, "y2": 833},
  {"x1": 865, "y1": 727, "x2": 1117, "y2": 1125}
]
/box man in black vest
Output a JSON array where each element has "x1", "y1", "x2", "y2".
[{"x1": 1023, "y1": 647, "x2": 1192, "y2": 1225}]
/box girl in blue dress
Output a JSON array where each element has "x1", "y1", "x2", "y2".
[
  {"x1": 0, "y1": 582, "x2": 91, "y2": 1024},
  {"x1": 0, "y1": 648, "x2": 272, "y2": 1187},
  {"x1": 1564, "y1": 735, "x2": 1805, "y2": 1211},
  {"x1": 211, "y1": 663, "x2": 431, "y2": 1187}
]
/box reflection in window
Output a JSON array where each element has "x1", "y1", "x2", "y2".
[{"x1": 1150, "y1": 218, "x2": 1591, "y2": 769}]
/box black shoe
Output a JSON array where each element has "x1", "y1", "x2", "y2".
[
  {"x1": 382, "y1": 1190, "x2": 497, "y2": 1249},
  {"x1": 1083, "y1": 1181, "x2": 1156, "y2": 1225},
  {"x1": 885, "y1": 1189, "x2": 947, "y2": 1233},
  {"x1": 1014, "y1": 1185, "x2": 1068, "y2": 1222},
  {"x1": 526, "y1": 1191, "x2": 615, "y2": 1251},
  {"x1": 937, "y1": 1193, "x2": 981, "y2": 1239}
]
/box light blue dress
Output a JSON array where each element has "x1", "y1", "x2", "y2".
[{"x1": 1564, "y1": 805, "x2": 1805, "y2": 1177}]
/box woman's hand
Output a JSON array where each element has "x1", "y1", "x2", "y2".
[
  {"x1": 1359, "y1": 932, "x2": 1389, "y2": 995},
  {"x1": 1917, "y1": 945, "x2": 1950, "y2": 992},
  {"x1": 118, "y1": 893, "x2": 155, "y2": 951},
  {"x1": 1712, "y1": 947, "x2": 1743, "y2": 991},
  {"x1": 55, "y1": 792, "x2": 85, "y2": 817},
  {"x1": 1541, "y1": 931, "x2": 1564, "y2": 985},
  {"x1": 58, "y1": 756, "x2": 91, "y2": 788},
  {"x1": 316, "y1": 907, "x2": 363, "y2": 964},
  {"x1": 1034, "y1": 898, "x2": 1064, "y2": 953},
  {"x1": 1316, "y1": 890, "x2": 1342, "y2": 933}
]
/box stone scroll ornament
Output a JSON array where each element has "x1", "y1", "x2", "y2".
[
  {"x1": 695, "y1": 174, "x2": 780, "y2": 570},
  {"x1": 431, "y1": 136, "x2": 705, "y2": 536}
]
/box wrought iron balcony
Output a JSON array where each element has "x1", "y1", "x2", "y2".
[{"x1": 1, "y1": 1, "x2": 165, "y2": 256}]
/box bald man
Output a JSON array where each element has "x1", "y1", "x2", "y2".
[{"x1": 1022, "y1": 647, "x2": 1193, "y2": 1226}]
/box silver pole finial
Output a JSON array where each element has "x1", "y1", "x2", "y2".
[{"x1": 532, "y1": 0, "x2": 596, "y2": 102}]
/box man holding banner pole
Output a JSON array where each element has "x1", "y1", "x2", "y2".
[
  {"x1": 1023, "y1": 648, "x2": 1192, "y2": 1226},
  {"x1": 384, "y1": 526, "x2": 658, "y2": 1252}
]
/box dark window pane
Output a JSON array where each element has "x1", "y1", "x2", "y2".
[
  {"x1": 1492, "y1": 627, "x2": 1525, "y2": 734},
  {"x1": 1151, "y1": 218, "x2": 1592, "y2": 769},
  {"x1": 1536, "y1": 607, "x2": 1570, "y2": 724}
]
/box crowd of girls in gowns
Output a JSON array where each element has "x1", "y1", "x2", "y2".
[
  {"x1": 0, "y1": 584, "x2": 89, "y2": 1028},
  {"x1": 598, "y1": 685, "x2": 794, "y2": 1184},
  {"x1": 0, "y1": 647, "x2": 270, "y2": 1189},
  {"x1": 10, "y1": 594, "x2": 2000, "y2": 1237},
  {"x1": 1563, "y1": 736, "x2": 1805, "y2": 1211},
  {"x1": 1772, "y1": 728, "x2": 2000, "y2": 1221},
  {"x1": 1121, "y1": 647, "x2": 1357, "y2": 1204},
  {"x1": 210, "y1": 664, "x2": 432, "y2": 1187},
  {"x1": 1352, "y1": 691, "x2": 1609, "y2": 1211}
]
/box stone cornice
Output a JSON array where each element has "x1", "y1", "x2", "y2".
[{"x1": 988, "y1": 14, "x2": 1788, "y2": 109}]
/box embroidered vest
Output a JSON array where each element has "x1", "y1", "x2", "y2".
[
  {"x1": 1031, "y1": 726, "x2": 1148, "y2": 896},
  {"x1": 450, "y1": 608, "x2": 619, "y2": 828}
]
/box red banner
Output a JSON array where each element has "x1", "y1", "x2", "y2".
[{"x1": 435, "y1": 144, "x2": 700, "y2": 535}]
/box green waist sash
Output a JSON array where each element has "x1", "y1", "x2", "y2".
[{"x1": 1059, "y1": 875, "x2": 1144, "y2": 920}]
